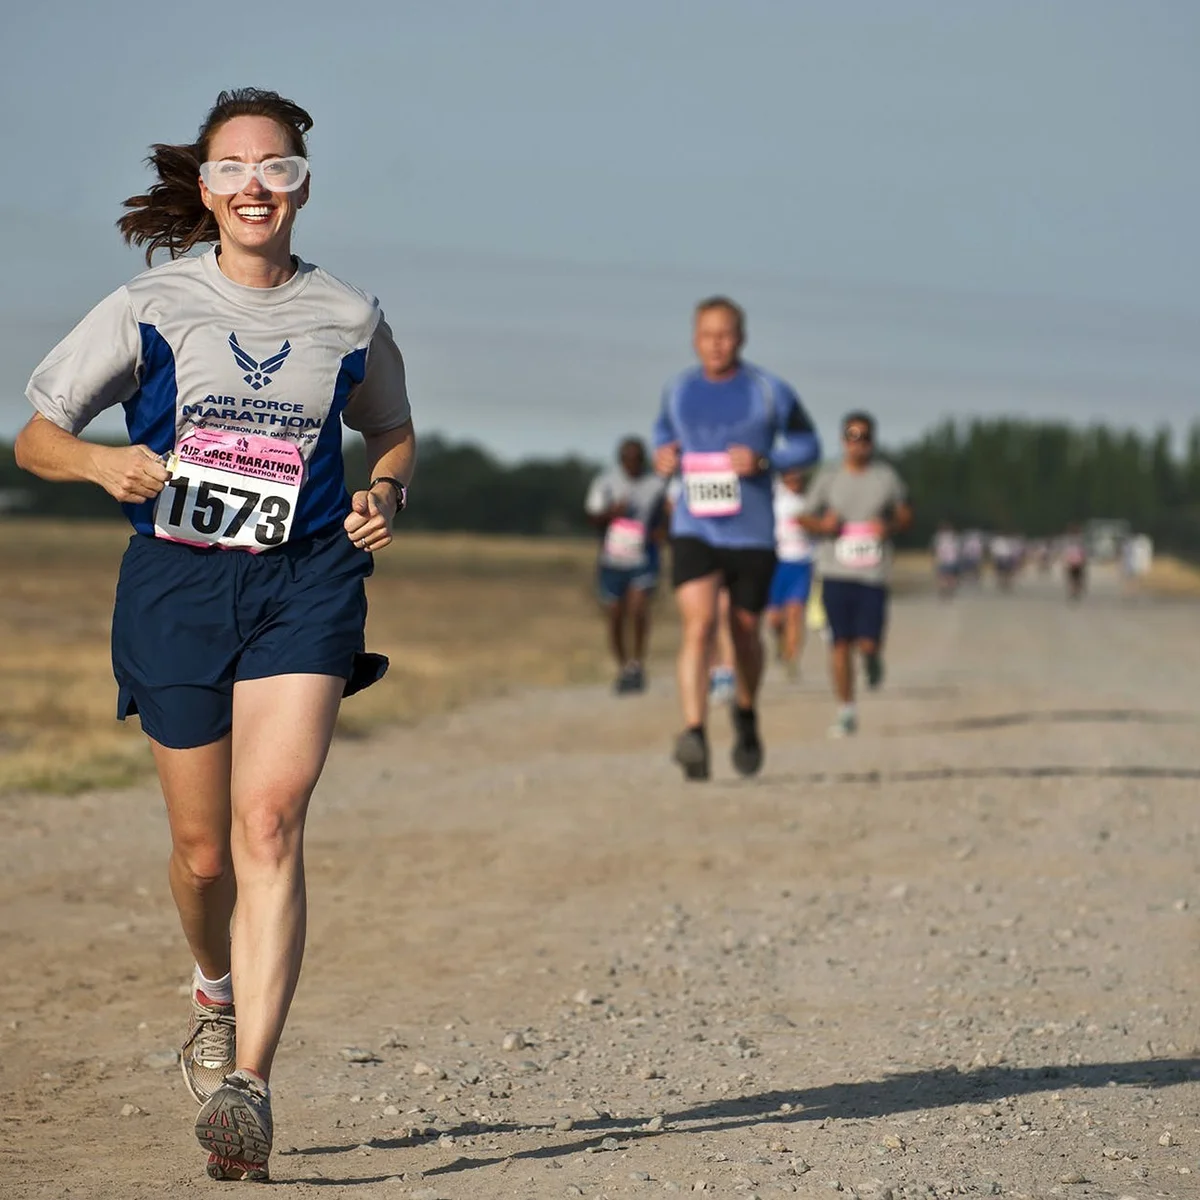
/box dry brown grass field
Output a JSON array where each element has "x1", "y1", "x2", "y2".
[
  {"x1": 0, "y1": 521, "x2": 628, "y2": 795},
  {"x1": 1, "y1": 519, "x2": 1192, "y2": 795}
]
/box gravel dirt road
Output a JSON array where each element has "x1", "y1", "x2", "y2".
[{"x1": 3, "y1": 565, "x2": 1199, "y2": 1200}]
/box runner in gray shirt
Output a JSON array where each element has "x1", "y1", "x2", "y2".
[
  {"x1": 801, "y1": 411, "x2": 912, "y2": 736},
  {"x1": 585, "y1": 437, "x2": 667, "y2": 693}
]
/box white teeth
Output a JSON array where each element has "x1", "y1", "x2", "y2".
[{"x1": 236, "y1": 206, "x2": 272, "y2": 218}]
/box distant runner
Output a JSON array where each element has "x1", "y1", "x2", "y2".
[
  {"x1": 990, "y1": 532, "x2": 1020, "y2": 591},
  {"x1": 765, "y1": 468, "x2": 815, "y2": 677},
  {"x1": 932, "y1": 521, "x2": 961, "y2": 599},
  {"x1": 960, "y1": 529, "x2": 985, "y2": 585},
  {"x1": 800, "y1": 412, "x2": 912, "y2": 738},
  {"x1": 653, "y1": 296, "x2": 821, "y2": 780},
  {"x1": 585, "y1": 437, "x2": 668, "y2": 693},
  {"x1": 708, "y1": 589, "x2": 738, "y2": 704},
  {"x1": 1061, "y1": 523, "x2": 1088, "y2": 601}
]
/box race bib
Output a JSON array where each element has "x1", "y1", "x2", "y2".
[
  {"x1": 154, "y1": 429, "x2": 303, "y2": 552},
  {"x1": 834, "y1": 521, "x2": 883, "y2": 569},
  {"x1": 777, "y1": 517, "x2": 812, "y2": 560},
  {"x1": 604, "y1": 517, "x2": 647, "y2": 566},
  {"x1": 682, "y1": 452, "x2": 741, "y2": 518}
]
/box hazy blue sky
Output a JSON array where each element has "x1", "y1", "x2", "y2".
[{"x1": 1, "y1": 1, "x2": 1196, "y2": 460}]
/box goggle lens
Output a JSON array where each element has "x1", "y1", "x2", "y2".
[{"x1": 199, "y1": 156, "x2": 309, "y2": 195}]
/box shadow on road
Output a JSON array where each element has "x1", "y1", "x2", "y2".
[
  {"x1": 764, "y1": 764, "x2": 1200, "y2": 786},
  {"x1": 887, "y1": 708, "x2": 1197, "y2": 735},
  {"x1": 285, "y1": 1056, "x2": 1199, "y2": 1184}
]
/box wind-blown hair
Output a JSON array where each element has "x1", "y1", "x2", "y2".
[{"x1": 118, "y1": 88, "x2": 313, "y2": 265}]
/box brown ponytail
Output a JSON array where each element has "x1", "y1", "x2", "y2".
[{"x1": 118, "y1": 88, "x2": 313, "y2": 266}]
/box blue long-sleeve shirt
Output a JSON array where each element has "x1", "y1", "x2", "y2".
[{"x1": 652, "y1": 362, "x2": 821, "y2": 549}]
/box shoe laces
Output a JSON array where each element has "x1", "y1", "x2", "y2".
[{"x1": 185, "y1": 1003, "x2": 236, "y2": 1064}]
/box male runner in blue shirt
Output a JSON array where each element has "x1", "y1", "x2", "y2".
[{"x1": 653, "y1": 297, "x2": 821, "y2": 780}]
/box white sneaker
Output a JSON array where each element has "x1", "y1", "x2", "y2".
[{"x1": 828, "y1": 709, "x2": 858, "y2": 738}]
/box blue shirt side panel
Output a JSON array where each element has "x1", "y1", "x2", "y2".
[
  {"x1": 292, "y1": 346, "x2": 366, "y2": 539},
  {"x1": 666, "y1": 366, "x2": 778, "y2": 549},
  {"x1": 765, "y1": 378, "x2": 822, "y2": 473},
  {"x1": 121, "y1": 323, "x2": 179, "y2": 535}
]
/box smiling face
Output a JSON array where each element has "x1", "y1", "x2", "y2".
[{"x1": 198, "y1": 115, "x2": 308, "y2": 263}]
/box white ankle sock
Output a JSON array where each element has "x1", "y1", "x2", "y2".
[{"x1": 194, "y1": 965, "x2": 233, "y2": 1005}]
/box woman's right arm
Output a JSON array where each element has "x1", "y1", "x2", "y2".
[
  {"x1": 18, "y1": 285, "x2": 167, "y2": 503},
  {"x1": 14, "y1": 415, "x2": 168, "y2": 502}
]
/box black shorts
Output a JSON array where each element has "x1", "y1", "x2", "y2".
[
  {"x1": 112, "y1": 526, "x2": 388, "y2": 750},
  {"x1": 670, "y1": 537, "x2": 777, "y2": 615}
]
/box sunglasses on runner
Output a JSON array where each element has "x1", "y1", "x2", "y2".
[
  {"x1": 199, "y1": 156, "x2": 310, "y2": 195},
  {"x1": 844, "y1": 428, "x2": 873, "y2": 443}
]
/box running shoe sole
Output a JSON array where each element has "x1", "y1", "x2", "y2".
[
  {"x1": 672, "y1": 732, "x2": 710, "y2": 781},
  {"x1": 196, "y1": 1082, "x2": 272, "y2": 1182}
]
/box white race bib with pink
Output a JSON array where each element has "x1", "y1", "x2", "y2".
[
  {"x1": 777, "y1": 516, "x2": 812, "y2": 561},
  {"x1": 604, "y1": 517, "x2": 648, "y2": 566},
  {"x1": 834, "y1": 521, "x2": 884, "y2": 569},
  {"x1": 682, "y1": 452, "x2": 741, "y2": 517},
  {"x1": 154, "y1": 429, "x2": 304, "y2": 552}
]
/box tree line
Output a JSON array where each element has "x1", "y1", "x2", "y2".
[{"x1": 2, "y1": 419, "x2": 1199, "y2": 558}]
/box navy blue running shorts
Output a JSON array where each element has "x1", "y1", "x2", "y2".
[
  {"x1": 112, "y1": 526, "x2": 388, "y2": 749},
  {"x1": 821, "y1": 578, "x2": 889, "y2": 644}
]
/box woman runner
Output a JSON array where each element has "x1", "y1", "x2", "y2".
[{"x1": 14, "y1": 88, "x2": 416, "y2": 1182}]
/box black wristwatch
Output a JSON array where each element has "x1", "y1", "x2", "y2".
[{"x1": 370, "y1": 476, "x2": 407, "y2": 511}]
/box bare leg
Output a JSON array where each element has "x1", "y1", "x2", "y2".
[
  {"x1": 627, "y1": 586, "x2": 652, "y2": 663},
  {"x1": 227, "y1": 673, "x2": 344, "y2": 1083},
  {"x1": 711, "y1": 587, "x2": 735, "y2": 674},
  {"x1": 151, "y1": 736, "x2": 236, "y2": 982},
  {"x1": 783, "y1": 601, "x2": 806, "y2": 666},
  {"x1": 675, "y1": 574, "x2": 721, "y2": 727},
  {"x1": 728, "y1": 604, "x2": 764, "y2": 710},
  {"x1": 831, "y1": 640, "x2": 855, "y2": 704},
  {"x1": 604, "y1": 596, "x2": 628, "y2": 669}
]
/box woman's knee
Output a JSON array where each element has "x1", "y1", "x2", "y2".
[
  {"x1": 170, "y1": 834, "x2": 230, "y2": 889},
  {"x1": 233, "y1": 789, "x2": 310, "y2": 869}
]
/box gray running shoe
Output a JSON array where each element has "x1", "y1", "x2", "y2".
[
  {"x1": 672, "y1": 728, "x2": 710, "y2": 781},
  {"x1": 195, "y1": 1069, "x2": 273, "y2": 1182},
  {"x1": 181, "y1": 990, "x2": 236, "y2": 1104}
]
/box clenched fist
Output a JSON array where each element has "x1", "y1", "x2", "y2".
[{"x1": 93, "y1": 445, "x2": 170, "y2": 503}]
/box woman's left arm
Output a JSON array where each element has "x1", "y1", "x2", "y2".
[{"x1": 344, "y1": 419, "x2": 417, "y2": 552}]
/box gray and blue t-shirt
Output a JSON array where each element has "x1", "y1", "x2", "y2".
[
  {"x1": 807, "y1": 460, "x2": 908, "y2": 585},
  {"x1": 25, "y1": 249, "x2": 411, "y2": 541},
  {"x1": 584, "y1": 468, "x2": 667, "y2": 570}
]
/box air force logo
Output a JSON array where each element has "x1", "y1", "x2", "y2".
[{"x1": 229, "y1": 333, "x2": 292, "y2": 390}]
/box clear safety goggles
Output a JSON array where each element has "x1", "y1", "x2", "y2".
[{"x1": 199, "y1": 156, "x2": 310, "y2": 195}]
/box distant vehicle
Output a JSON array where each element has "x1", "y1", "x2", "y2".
[{"x1": 1084, "y1": 519, "x2": 1131, "y2": 562}]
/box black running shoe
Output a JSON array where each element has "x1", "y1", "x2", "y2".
[
  {"x1": 672, "y1": 728, "x2": 710, "y2": 781},
  {"x1": 864, "y1": 651, "x2": 884, "y2": 690},
  {"x1": 731, "y1": 707, "x2": 763, "y2": 777},
  {"x1": 614, "y1": 662, "x2": 646, "y2": 695}
]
